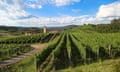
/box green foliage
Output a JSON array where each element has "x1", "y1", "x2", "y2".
[
  {"x1": 67, "y1": 18, "x2": 120, "y2": 33},
  {"x1": 36, "y1": 33, "x2": 62, "y2": 71},
  {"x1": 0, "y1": 33, "x2": 59, "y2": 44},
  {"x1": 0, "y1": 29, "x2": 120, "y2": 72},
  {"x1": 36, "y1": 31, "x2": 120, "y2": 71},
  {"x1": 0, "y1": 44, "x2": 33, "y2": 62},
  {"x1": 0, "y1": 26, "x2": 42, "y2": 35},
  {"x1": 0, "y1": 33, "x2": 60, "y2": 72}
]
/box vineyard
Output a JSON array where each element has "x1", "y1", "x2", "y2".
[
  {"x1": 0, "y1": 33, "x2": 59, "y2": 72},
  {"x1": 0, "y1": 33, "x2": 59, "y2": 44},
  {"x1": 0, "y1": 0, "x2": 120, "y2": 71},
  {"x1": 36, "y1": 31, "x2": 120, "y2": 71},
  {"x1": 0, "y1": 33, "x2": 59, "y2": 61},
  {"x1": 0, "y1": 31, "x2": 120, "y2": 72},
  {"x1": 0, "y1": 44, "x2": 33, "y2": 61}
]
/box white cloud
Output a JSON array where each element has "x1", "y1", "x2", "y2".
[
  {"x1": 25, "y1": 0, "x2": 80, "y2": 7},
  {"x1": 21, "y1": 0, "x2": 120, "y2": 27},
  {"x1": 24, "y1": 0, "x2": 42, "y2": 9},
  {"x1": 53, "y1": 0, "x2": 80, "y2": 6},
  {"x1": 0, "y1": 0, "x2": 29, "y2": 26},
  {"x1": 27, "y1": 4, "x2": 42, "y2": 8},
  {"x1": 0, "y1": 0, "x2": 29, "y2": 18},
  {"x1": 0, "y1": 0, "x2": 120, "y2": 27},
  {"x1": 97, "y1": 1, "x2": 120, "y2": 18}
]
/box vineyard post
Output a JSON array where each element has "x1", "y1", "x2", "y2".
[{"x1": 109, "y1": 44, "x2": 112, "y2": 58}]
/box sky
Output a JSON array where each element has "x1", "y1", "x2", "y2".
[{"x1": 0, "y1": 0, "x2": 120, "y2": 27}]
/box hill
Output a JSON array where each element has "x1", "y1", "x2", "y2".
[{"x1": 67, "y1": 18, "x2": 120, "y2": 33}]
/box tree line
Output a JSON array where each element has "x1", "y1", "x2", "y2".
[{"x1": 91, "y1": 18, "x2": 120, "y2": 33}]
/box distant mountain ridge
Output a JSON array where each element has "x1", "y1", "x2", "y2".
[{"x1": 0, "y1": 25, "x2": 78, "y2": 32}]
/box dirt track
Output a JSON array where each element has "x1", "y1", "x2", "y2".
[{"x1": 0, "y1": 43, "x2": 47, "y2": 68}]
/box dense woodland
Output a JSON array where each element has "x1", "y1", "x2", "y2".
[{"x1": 0, "y1": 26, "x2": 42, "y2": 35}]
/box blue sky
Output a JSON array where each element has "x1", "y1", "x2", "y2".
[
  {"x1": 25, "y1": 0, "x2": 116, "y2": 17},
  {"x1": 0, "y1": 0, "x2": 120, "y2": 27}
]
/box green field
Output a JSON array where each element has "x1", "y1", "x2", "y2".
[
  {"x1": 0, "y1": 27, "x2": 120, "y2": 72},
  {"x1": 35, "y1": 31, "x2": 120, "y2": 71}
]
